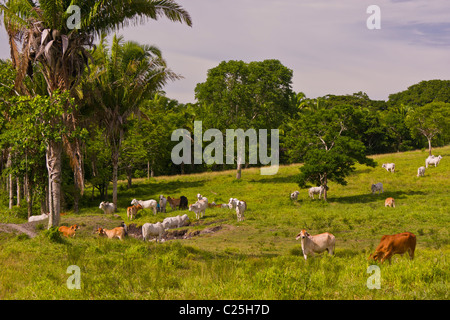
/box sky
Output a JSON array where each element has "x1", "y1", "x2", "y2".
[{"x1": 1, "y1": 0, "x2": 450, "y2": 103}]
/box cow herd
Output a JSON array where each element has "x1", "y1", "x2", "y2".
[
  {"x1": 26, "y1": 154, "x2": 443, "y2": 263},
  {"x1": 291, "y1": 154, "x2": 443, "y2": 263}
]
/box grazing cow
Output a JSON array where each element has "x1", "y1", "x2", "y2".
[
  {"x1": 58, "y1": 224, "x2": 79, "y2": 238},
  {"x1": 142, "y1": 222, "x2": 164, "y2": 242},
  {"x1": 99, "y1": 201, "x2": 115, "y2": 214},
  {"x1": 290, "y1": 191, "x2": 300, "y2": 200},
  {"x1": 126, "y1": 204, "x2": 142, "y2": 221},
  {"x1": 159, "y1": 195, "x2": 167, "y2": 213},
  {"x1": 295, "y1": 230, "x2": 335, "y2": 260},
  {"x1": 371, "y1": 183, "x2": 384, "y2": 194},
  {"x1": 96, "y1": 227, "x2": 126, "y2": 240},
  {"x1": 179, "y1": 196, "x2": 188, "y2": 210},
  {"x1": 385, "y1": 197, "x2": 395, "y2": 208},
  {"x1": 28, "y1": 212, "x2": 49, "y2": 222},
  {"x1": 131, "y1": 199, "x2": 157, "y2": 215},
  {"x1": 308, "y1": 186, "x2": 325, "y2": 199},
  {"x1": 369, "y1": 232, "x2": 416, "y2": 264},
  {"x1": 382, "y1": 163, "x2": 395, "y2": 172},
  {"x1": 426, "y1": 155, "x2": 442, "y2": 168},
  {"x1": 417, "y1": 166, "x2": 425, "y2": 177},
  {"x1": 189, "y1": 199, "x2": 207, "y2": 219},
  {"x1": 167, "y1": 196, "x2": 181, "y2": 211},
  {"x1": 162, "y1": 214, "x2": 190, "y2": 230}
]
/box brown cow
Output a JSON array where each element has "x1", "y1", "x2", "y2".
[
  {"x1": 58, "y1": 224, "x2": 79, "y2": 238},
  {"x1": 385, "y1": 197, "x2": 395, "y2": 208},
  {"x1": 369, "y1": 232, "x2": 416, "y2": 264}
]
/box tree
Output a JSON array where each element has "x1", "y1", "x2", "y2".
[
  {"x1": 84, "y1": 35, "x2": 181, "y2": 208},
  {"x1": 405, "y1": 102, "x2": 450, "y2": 156},
  {"x1": 1, "y1": 0, "x2": 191, "y2": 226},
  {"x1": 287, "y1": 105, "x2": 376, "y2": 201},
  {"x1": 195, "y1": 59, "x2": 295, "y2": 179}
]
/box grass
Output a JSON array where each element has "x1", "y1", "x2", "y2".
[{"x1": 0, "y1": 146, "x2": 449, "y2": 299}]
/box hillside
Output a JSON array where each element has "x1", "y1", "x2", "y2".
[{"x1": 0, "y1": 146, "x2": 449, "y2": 299}]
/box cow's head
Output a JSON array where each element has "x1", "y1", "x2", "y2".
[{"x1": 295, "y1": 229, "x2": 310, "y2": 240}]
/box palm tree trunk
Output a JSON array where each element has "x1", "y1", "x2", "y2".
[
  {"x1": 112, "y1": 150, "x2": 119, "y2": 209},
  {"x1": 46, "y1": 140, "x2": 62, "y2": 228}
]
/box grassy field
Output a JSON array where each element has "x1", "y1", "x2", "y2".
[{"x1": 0, "y1": 147, "x2": 449, "y2": 300}]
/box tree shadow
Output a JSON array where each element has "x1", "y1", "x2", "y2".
[
  {"x1": 249, "y1": 175, "x2": 296, "y2": 184},
  {"x1": 327, "y1": 190, "x2": 427, "y2": 204}
]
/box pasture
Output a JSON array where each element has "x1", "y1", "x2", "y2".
[{"x1": 0, "y1": 147, "x2": 449, "y2": 300}]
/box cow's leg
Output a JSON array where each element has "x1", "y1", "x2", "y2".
[{"x1": 381, "y1": 250, "x2": 393, "y2": 264}]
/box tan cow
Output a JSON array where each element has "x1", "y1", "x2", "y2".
[
  {"x1": 295, "y1": 229, "x2": 335, "y2": 260},
  {"x1": 126, "y1": 204, "x2": 142, "y2": 221},
  {"x1": 385, "y1": 197, "x2": 395, "y2": 208},
  {"x1": 369, "y1": 232, "x2": 416, "y2": 264}
]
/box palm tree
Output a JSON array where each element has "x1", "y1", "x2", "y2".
[
  {"x1": 0, "y1": 0, "x2": 192, "y2": 227},
  {"x1": 84, "y1": 34, "x2": 180, "y2": 208}
]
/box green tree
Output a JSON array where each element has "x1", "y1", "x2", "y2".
[
  {"x1": 195, "y1": 59, "x2": 295, "y2": 179},
  {"x1": 1, "y1": 0, "x2": 191, "y2": 225},
  {"x1": 287, "y1": 105, "x2": 376, "y2": 201},
  {"x1": 83, "y1": 35, "x2": 181, "y2": 207},
  {"x1": 405, "y1": 102, "x2": 450, "y2": 156}
]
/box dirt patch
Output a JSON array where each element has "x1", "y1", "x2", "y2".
[
  {"x1": 0, "y1": 221, "x2": 41, "y2": 238},
  {"x1": 0, "y1": 215, "x2": 227, "y2": 242}
]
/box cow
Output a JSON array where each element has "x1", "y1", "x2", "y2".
[
  {"x1": 426, "y1": 155, "x2": 442, "y2": 168},
  {"x1": 308, "y1": 186, "x2": 325, "y2": 199},
  {"x1": 296, "y1": 230, "x2": 335, "y2": 260},
  {"x1": 99, "y1": 201, "x2": 115, "y2": 214},
  {"x1": 369, "y1": 232, "x2": 416, "y2": 264},
  {"x1": 167, "y1": 196, "x2": 181, "y2": 211},
  {"x1": 189, "y1": 199, "x2": 207, "y2": 219},
  {"x1": 179, "y1": 196, "x2": 188, "y2": 210},
  {"x1": 142, "y1": 222, "x2": 164, "y2": 242},
  {"x1": 382, "y1": 163, "x2": 395, "y2": 173},
  {"x1": 131, "y1": 199, "x2": 157, "y2": 215},
  {"x1": 159, "y1": 195, "x2": 167, "y2": 213},
  {"x1": 58, "y1": 224, "x2": 79, "y2": 238},
  {"x1": 126, "y1": 204, "x2": 142, "y2": 221},
  {"x1": 96, "y1": 226, "x2": 126, "y2": 240},
  {"x1": 28, "y1": 213, "x2": 49, "y2": 222},
  {"x1": 371, "y1": 183, "x2": 384, "y2": 194},
  {"x1": 290, "y1": 191, "x2": 300, "y2": 200},
  {"x1": 417, "y1": 166, "x2": 425, "y2": 177},
  {"x1": 385, "y1": 197, "x2": 395, "y2": 208}
]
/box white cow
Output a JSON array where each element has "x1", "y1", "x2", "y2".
[
  {"x1": 308, "y1": 186, "x2": 325, "y2": 199},
  {"x1": 131, "y1": 199, "x2": 157, "y2": 215},
  {"x1": 162, "y1": 214, "x2": 190, "y2": 230},
  {"x1": 417, "y1": 166, "x2": 426, "y2": 177},
  {"x1": 235, "y1": 200, "x2": 247, "y2": 222},
  {"x1": 197, "y1": 193, "x2": 208, "y2": 203},
  {"x1": 189, "y1": 199, "x2": 207, "y2": 219},
  {"x1": 228, "y1": 198, "x2": 239, "y2": 209},
  {"x1": 142, "y1": 222, "x2": 164, "y2": 242},
  {"x1": 426, "y1": 155, "x2": 442, "y2": 168},
  {"x1": 371, "y1": 183, "x2": 384, "y2": 194},
  {"x1": 99, "y1": 201, "x2": 115, "y2": 214},
  {"x1": 382, "y1": 163, "x2": 395, "y2": 173},
  {"x1": 28, "y1": 213, "x2": 49, "y2": 222},
  {"x1": 159, "y1": 195, "x2": 167, "y2": 213},
  {"x1": 290, "y1": 191, "x2": 300, "y2": 200},
  {"x1": 295, "y1": 229, "x2": 336, "y2": 260}
]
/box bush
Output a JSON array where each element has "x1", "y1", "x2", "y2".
[{"x1": 43, "y1": 226, "x2": 64, "y2": 244}]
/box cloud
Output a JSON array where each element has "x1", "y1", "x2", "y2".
[{"x1": 0, "y1": 0, "x2": 449, "y2": 103}]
